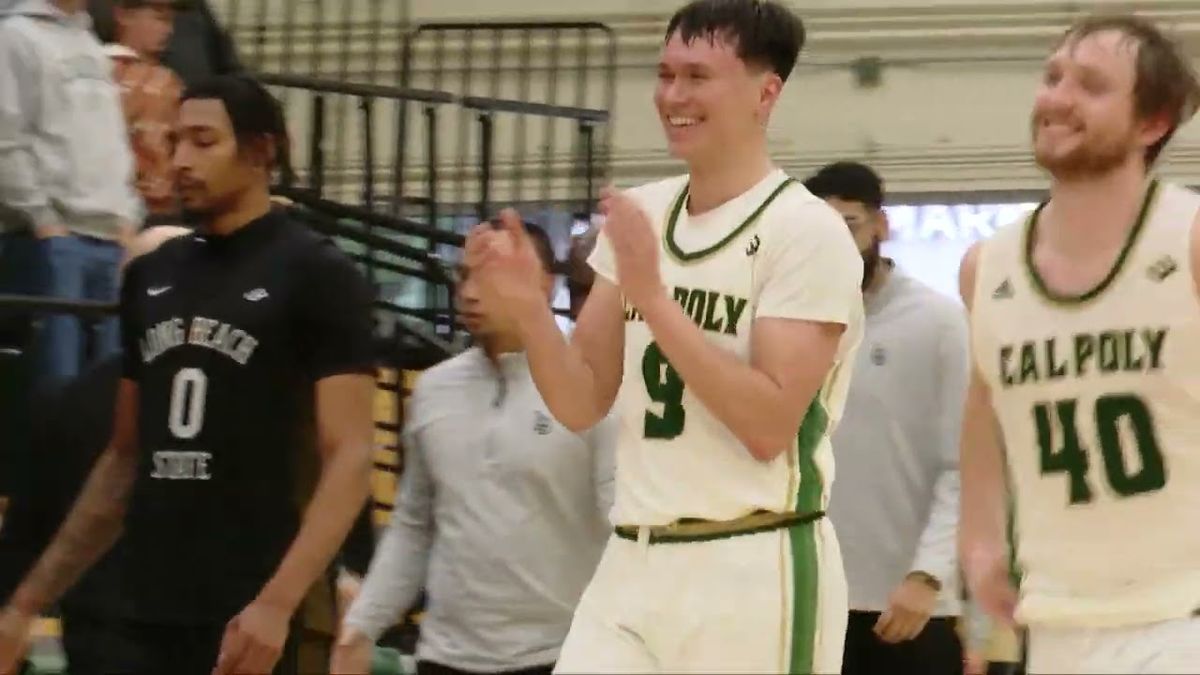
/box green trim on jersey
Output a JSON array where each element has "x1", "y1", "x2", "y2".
[
  {"x1": 1022, "y1": 179, "x2": 1160, "y2": 306},
  {"x1": 787, "y1": 523, "x2": 819, "y2": 674},
  {"x1": 786, "y1": 394, "x2": 830, "y2": 672},
  {"x1": 794, "y1": 395, "x2": 830, "y2": 513},
  {"x1": 664, "y1": 177, "x2": 797, "y2": 263}
]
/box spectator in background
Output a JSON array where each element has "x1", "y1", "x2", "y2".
[
  {"x1": 565, "y1": 218, "x2": 599, "y2": 321},
  {"x1": 331, "y1": 221, "x2": 616, "y2": 675},
  {"x1": 805, "y1": 162, "x2": 970, "y2": 675},
  {"x1": 89, "y1": 0, "x2": 240, "y2": 85},
  {"x1": 105, "y1": 0, "x2": 185, "y2": 225},
  {"x1": 0, "y1": 0, "x2": 142, "y2": 387}
]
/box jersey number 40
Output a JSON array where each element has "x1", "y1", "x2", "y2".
[{"x1": 1036, "y1": 393, "x2": 1166, "y2": 505}]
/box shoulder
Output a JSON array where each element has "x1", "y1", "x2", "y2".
[
  {"x1": 896, "y1": 271, "x2": 967, "y2": 332},
  {"x1": 129, "y1": 232, "x2": 199, "y2": 276},
  {"x1": 759, "y1": 181, "x2": 857, "y2": 256},
  {"x1": 280, "y1": 219, "x2": 360, "y2": 275},
  {"x1": 961, "y1": 208, "x2": 1034, "y2": 306},
  {"x1": 410, "y1": 349, "x2": 482, "y2": 397},
  {"x1": 0, "y1": 19, "x2": 41, "y2": 53}
]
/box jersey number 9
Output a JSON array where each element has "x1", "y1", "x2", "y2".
[
  {"x1": 642, "y1": 342, "x2": 685, "y2": 439},
  {"x1": 1036, "y1": 393, "x2": 1166, "y2": 505}
]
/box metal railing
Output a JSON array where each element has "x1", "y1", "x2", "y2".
[{"x1": 400, "y1": 22, "x2": 617, "y2": 219}]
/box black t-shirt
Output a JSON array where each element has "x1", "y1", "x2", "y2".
[{"x1": 118, "y1": 210, "x2": 375, "y2": 623}]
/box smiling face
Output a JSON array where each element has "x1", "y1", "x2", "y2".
[
  {"x1": 1032, "y1": 29, "x2": 1170, "y2": 178},
  {"x1": 654, "y1": 30, "x2": 782, "y2": 166}
]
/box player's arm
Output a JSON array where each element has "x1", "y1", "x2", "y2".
[
  {"x1": 638, "y1": 300, "x2": 843, "y2": 462},
  {"x1": 3, "y1": 379, "x2": 139, "y2": 618},
  {"x1": 470, "y1": 210, "x2": 625, "y2": 432},
  {"x1": 254, "y1": 373, "x2": 374, "y2": 612},
  {"x1": 518, "y1": 277, "x2": 625, "y2": 431},
  {"x1": 957, "y1": 243, "x2": 1017, "y2": 623},
  {"x1": 1, "y1": 251, "x2": 156, "y2": 628},
  {"x1": 636, "y1": 200, "x2": 860, "y2": 462},
  {"x1": 254, "y1": 251, "x2": 377, "y2": 615},
  {"x1": 215, "y1": 249, "x2": 376, "y2": 674},
  {"x1": 332, "y1": 402, "x2": 436, "y2": 669}
]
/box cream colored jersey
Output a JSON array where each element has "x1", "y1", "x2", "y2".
[
  {"x1": 971, "y1": 180, "x2": 1200, "y2": 628},
  {"x1": 588, "y1": 169, "x2": 864, "y2": 526}
]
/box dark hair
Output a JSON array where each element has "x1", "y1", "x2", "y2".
[
  {"x1": 803, "y1": 162, "x2": 885, "y2": 210},
  {"x1": 488, "y1": 219, "x2": 556, "y2": 274},
  {"x1": 1058, "y1": 14, "x2": 1200, "y2": 165},
  {"x1": 664, "y1": 0, "x2": 805, "y2": 81},
  {"x1": 181, "y1": 75, "x2": 291, "y2": 174}
]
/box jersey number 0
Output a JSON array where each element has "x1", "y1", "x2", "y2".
[
  {"x1": 1036, "y1": 393, "x2": 1166, "y2": 505},
  {"x1": 169, "y1": 368, "x2": 209, "y2": 440}
]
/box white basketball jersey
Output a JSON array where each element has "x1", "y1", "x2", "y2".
[
  {"x1": 972, "y1": 180, "x2": 1200, "y2": 627},
  {"x1": 588, "y1": 170, "x2": 864, "y2": 526}
]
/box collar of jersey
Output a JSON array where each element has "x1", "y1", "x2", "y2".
[
  {"x1": 663, "y1": 176, "x2": 796, "y2": 263},
  {"x1": 201, "y1": 208, "x2": 285, "y2": 251},
  {"x1": 1022, "y1": 178, "x2": 1160, "y2": 306}
]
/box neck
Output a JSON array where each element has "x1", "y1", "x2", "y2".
[
  {"x1": 482, "y1": 333, "x2": 523, "y2": 361},
  {"x1": 686, "y1": 139, "x2": 774, "y2": 214},
  {"x1": 205, "y1": 189, "x2": 272, "y2": 237},
  {"x1": 116, "y1": 36, "x2": 150, "y2": 59},
  {"x1": 864, "y1": 258, "x2": 892, "y2": 297},
  {"x1": 52, "y1": 0, "x2": 82, "y2": 14},
  {"x1": 1043, "y1": 158, "x2": 1150, "y2": 257}
]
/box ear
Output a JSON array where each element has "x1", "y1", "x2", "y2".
[
  {"x1": 1138, "y1": 110, "x2": 1174, "y2": 154},
  {"x1": 244, "y1": 135, "x2": 278, "y2": 171},
  {"x1": 875, "y1": 208, "x2": 892, "y2": 243},
  {"x1": 757, "y1": 72, "x2": 784, "y2": 123}
]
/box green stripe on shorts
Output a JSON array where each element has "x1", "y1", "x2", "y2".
[{"x1": 787, "y1": 523, "x2": 818, "y2": 674}]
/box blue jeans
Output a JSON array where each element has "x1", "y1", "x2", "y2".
[{"x1": 0, "y1": 233, "x2": 122, "y2": 387}]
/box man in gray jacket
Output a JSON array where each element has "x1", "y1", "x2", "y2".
[
  {"x1": 0, "y1": 0, "x2": 142, "y2": 386},
  {"x1": 807, "y1": 162, "x2": 970, "y2": 675},
  {"x1": 330, "y1": 220, "x2": 616, "y2": 675}
]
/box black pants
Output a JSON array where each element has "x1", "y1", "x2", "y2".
[
  {"x1": 61, "y1": 612, "x2": 303, "y2": 675},
  {"x1": 841, "y1": 610, "x2": 963, "y2": 675},
  {"x1": 417, "y1": 660, "x2": 556, "y2": 675}
]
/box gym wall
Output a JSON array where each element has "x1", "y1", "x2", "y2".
[{"x1": 217, "y1": 0, "x2": 1200, "y2": 194}]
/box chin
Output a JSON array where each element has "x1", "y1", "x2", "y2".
[{"x1": 666, "y1": 139, "x2": 705, "y2": 164}]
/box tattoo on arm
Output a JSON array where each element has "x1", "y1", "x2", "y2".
[{"x1": 13, "y1": 449, "x2": 136, "y2": 614}]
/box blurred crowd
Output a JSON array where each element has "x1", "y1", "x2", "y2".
[{"x1": 0, "y1": 0, "x2": 240, "y2": 388}]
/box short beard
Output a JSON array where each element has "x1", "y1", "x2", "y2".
[
  {"x1": 1032, "y1": 122, "x2": 1136, "y2": 180},
  {"x1": 860, "y1": 236, "x2": 883, "y2": 291}
]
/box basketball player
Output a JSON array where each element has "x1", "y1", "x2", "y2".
[
  {"x1": 0, "y1": 75, "x2": 377, "y2": 675},
  {"x1": 468, "y1": 1, "x2": 864, "y2": 671},
  {"x1": 960, "y1": 15, "x2": 1200, "y2": 674}
]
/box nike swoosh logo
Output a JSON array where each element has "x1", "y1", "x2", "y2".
[{"x1": 147, "y1": 286, "x2": 171, "y2": 297}]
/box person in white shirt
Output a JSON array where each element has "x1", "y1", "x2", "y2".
[
  {"x1": 806, "y1": 162, "x2": 969, "y2": 675},
  {"x1": 330, "y1": 221, "x2": 616, "y2": 675}
]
